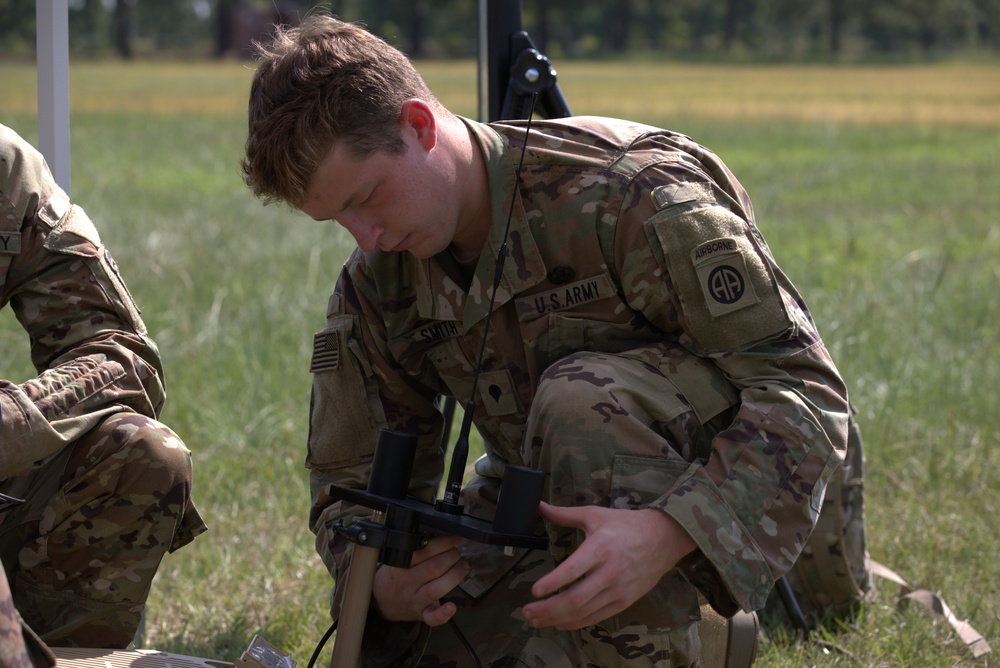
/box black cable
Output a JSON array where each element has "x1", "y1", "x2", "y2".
[
  {"x1": 448, "y1": 617, "x2": 483, "y2": 668},
  {"x1": 468, "y1": 91, "x2": 538, "y2": 402},
  {"x1": 775, "y1": 576, "x2": 810, "y2": 638},
  {"x1": 436, "y1": 97, "x2": 541, "y2": 668},
  {"x1": 439, "y1": 90, "x2": 540, "y2": 508},
  {"x1": 308, "y1": 616, "x2": 483, "y2": 668},
  {"x1": 306, "y1": 619, "x2": 337, "y2": 668}
]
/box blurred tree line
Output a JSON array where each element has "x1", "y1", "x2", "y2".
[{"x1": 2, "y1": 0, "x2": 998, "y2": 61}]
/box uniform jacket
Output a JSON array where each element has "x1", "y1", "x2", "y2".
[
  {"x1": 0, "y1": 124, "x2": 166, "y2": 481},
  {"x1": 308, "y1": 116, "x2": 850, "y2": 625}
]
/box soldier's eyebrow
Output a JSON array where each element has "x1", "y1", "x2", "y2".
[{"x1": 305, "y1": 188, "x2": 360, "y2": 223}]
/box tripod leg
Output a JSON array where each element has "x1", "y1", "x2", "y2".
[{"x1": 330, "y1": 512, "x2": 384, "y2": 668}]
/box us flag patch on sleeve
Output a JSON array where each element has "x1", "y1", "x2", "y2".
[{"x1": 310, "y1": 331, "x2": 340, "y2": 372}]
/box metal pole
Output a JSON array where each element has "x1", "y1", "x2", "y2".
[
  {"x1": 36, "y1": 0, "x2": 71, "y2": 194},
  {"x1": 485, "y1": 0, "x2": 523, "y2": 122},
  {"x1": 477, "y1": 0, "x2": 488, "y2": 122}
]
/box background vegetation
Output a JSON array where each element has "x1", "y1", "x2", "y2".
[
  {"x1": 1, "y1": 0, "x2": 999, "y2": 62},
  {"x1": 1, "y1": 37, "x2": 998, "y2": 668}
]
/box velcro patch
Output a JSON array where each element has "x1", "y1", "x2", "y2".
[
  {"x1": 43, "y1": 205, "x2": 101, "y2": 257},
  {"x1": 651, "y1": 181, "x2": 715, "y2": 210},
  {"x1": 0, "y1": 232, "x2": 20, "y2": 254},
  {"x1": 692, "y1": 238, "x2": 759, "y2": 317},
  {"x1": 310, "y1": 331, "x2": 341, "y2": 372},
  {"x1": 651, "y1": 205, "x2": 792, "y2": 352}
]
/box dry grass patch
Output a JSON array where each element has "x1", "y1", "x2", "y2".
[{"x1": 3, "y1": 60, "x2": 998, "y2": 127}]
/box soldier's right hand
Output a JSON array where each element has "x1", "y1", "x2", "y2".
[{"x1": 371, "y1": 534, "x2": 470, "y2": 626}]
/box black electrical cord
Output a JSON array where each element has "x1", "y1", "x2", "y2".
[
  {"x1": 447, "y1": 618, "x2": 483, "y2": 668},
  {"x1": 439, "y1": 91, "x2": 541, "y2": 509},
  {"x1": 305, "y1": 616, "x2": 483, "y2": 668},
  {"x1": 306, "y1": 619, "x2": 337, "y2": 668}
]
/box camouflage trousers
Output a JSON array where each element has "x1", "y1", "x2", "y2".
[
  {"x1": 0, "y1": 561, "x2": 54, "y2": 668},
  {"x1": 415, "y1": 344, "x2": 739, "y2": 667},
  {"x1": 0, "y1": 412, "x2": 206, "y2": 649},
  {"x1": 0, "y1": 559, "x2": 33, "y2": 668}
]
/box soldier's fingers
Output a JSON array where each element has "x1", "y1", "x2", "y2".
[
  {"x1": 415, "y1": 554, "x2": 470, "y2": 603},
  {"x1": 422, "y1": 600, "x2": 458, "y2": 627},
  {"x1": 409, "y1": 534, "x2": 462, "y2": 566},
  {"x1": 530, "y1": 533, "x2": 599, "y2": 599},
  {"x1": 537, "y1": 501, "x2": 590, "y2": 529},
  {"x1": 559, "y1": 597, "x2": 623, "y2": 631},
  {"x1": 524, "y1": 576, "x2": 615, "y2": 629}
]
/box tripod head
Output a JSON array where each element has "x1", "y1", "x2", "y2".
[
  {"x1": 329, "y1": 429, "x2": 548, "y2": 569},
  {"x1": 324, "y1": 430, "x2": 546, "y2": 668}
]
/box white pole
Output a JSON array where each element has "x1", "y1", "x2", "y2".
[
  {"x1": 36, "y1": 0, "x2": 71, "y2": 195},
  {"x1": 477, "y1": 0, "x2": 487, "y2": 123}
]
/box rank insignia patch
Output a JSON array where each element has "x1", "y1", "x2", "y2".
[{"x1": 477, "y1": 369, "x2": 520, "y2": 416}]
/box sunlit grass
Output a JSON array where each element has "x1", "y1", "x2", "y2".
[
  {"x1": 556, "y1": 61, "x2": 1000, "y2": 127},
  {"x1": 1, "y1": 59, "x2": 997, "y2": 666},
  {"x1": 4, "y1": 59, "x2": 998, "y2": 127}
]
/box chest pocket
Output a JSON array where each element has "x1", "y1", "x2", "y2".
[
  {"x1": 388, "y1": 321, "x2": 473, "y2": 398},
  {"x1": 516, "y1": 272, "x2": 658, "y2": 373}
]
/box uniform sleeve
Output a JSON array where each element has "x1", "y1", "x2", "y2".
[
  {"x1": 1, "y1": 129, "x2": 166, "y2": 480},
  {"x1": 614, "y1": 155, "x2": 850, "y2": 614},
  {"x1": 306, "y1": 262, "x2": 445, "y2": 656}
]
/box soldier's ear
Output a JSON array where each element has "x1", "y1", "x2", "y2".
[{"x1": 400, "y1": 98, "x2": 437, "y2": 150}]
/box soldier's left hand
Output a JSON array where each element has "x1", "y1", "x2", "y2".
[{"x1": 521, "y1": 501, "x2": 697, "y2": 631}]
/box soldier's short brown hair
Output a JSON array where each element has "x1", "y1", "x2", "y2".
[{"x1": 241, "y1": 13, "x2": 440, "y2": 208}]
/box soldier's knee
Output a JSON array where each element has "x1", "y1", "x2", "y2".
[
  {"x1": 79, "y1": 413, "x2": 194, "y2": 495},
  {"x1": 534, "y1": 351, "x2": 613, "y2": 416},
  {"x1": 117, "y1": 413, "x2": 190, "y2": 463}
]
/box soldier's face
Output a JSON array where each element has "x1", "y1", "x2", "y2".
[{"x1": 302, "y1": 113, "x2": 466, "y2": 260}]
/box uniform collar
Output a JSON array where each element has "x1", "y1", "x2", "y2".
[{"x1": 415, "y1": 118, "x2": 547, "y2": 330}]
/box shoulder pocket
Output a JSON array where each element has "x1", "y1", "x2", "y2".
[
  {"x1": 43, "y1": 202, "x2": 101, "y2": 258},
  {"x1": 649, "y1": 205, "x2": 793, "y2": 353},
  {"x1": 307, "y1": 314, "x2": 385, "y2": 470}
]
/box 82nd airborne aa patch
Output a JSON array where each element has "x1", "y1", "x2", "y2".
[{"x1": 692, "y1": 237, "x2": 760, "y2": 317}]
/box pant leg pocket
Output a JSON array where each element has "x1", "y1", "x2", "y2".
[{"x1": 610, "y1": 454, "x2": 692, "y2": 510}]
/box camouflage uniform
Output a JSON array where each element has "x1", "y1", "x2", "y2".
[
  {"x1": 0, "y1": 124, "x2": 206, "y2": 653},
  {"x1": 0, "y1": 561, "x2": 54, "y2": 668},
  {"x1": 307, "y1": 117, "x2": 850, "y2": 666}
]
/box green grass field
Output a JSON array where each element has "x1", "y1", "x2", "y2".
[{"x1": 1, "y1": 59, "x2": 998, "y2": 667}]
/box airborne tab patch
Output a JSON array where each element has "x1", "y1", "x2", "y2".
[
  {"x1": 692, "y1": 237, "x2": 759, "y2": 317},
  {"x1": 310, "y1": 331, "x2": 340, "y2": 372}
]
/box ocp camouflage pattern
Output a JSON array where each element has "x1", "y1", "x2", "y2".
[
  {"x1": 0, "y1": 123, "x2": 206, "y2": 651},
  {"x1": 307, "y1": 116, "x2": 850, "y2": 665},
  {"x1": 0, "y1": 562, "x2": 35, "y2": 668}
]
